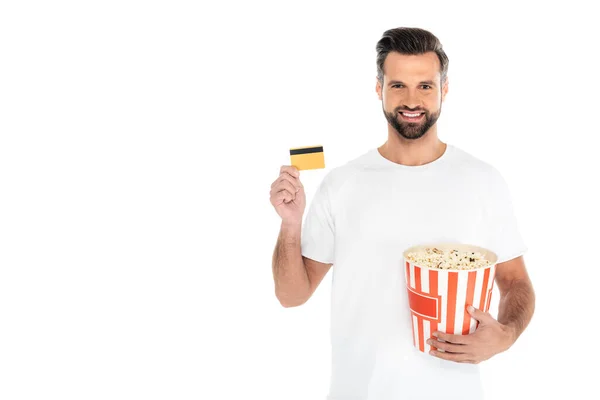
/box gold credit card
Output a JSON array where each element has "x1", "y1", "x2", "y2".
[{"x1": 290, "y1": 145, "x2": 325, "y2": 170}]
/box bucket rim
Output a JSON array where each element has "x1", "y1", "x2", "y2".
[{"x1": 402, "y1": 242, "x2": 498, "y2": 271}]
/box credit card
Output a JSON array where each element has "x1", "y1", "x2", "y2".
[{"x1": 290, "y1": 145, "x2": 325, "y2": 170}]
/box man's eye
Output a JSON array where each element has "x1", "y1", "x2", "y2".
[
  {"x1": 392, "y1": 84, "x2": 403, "y2": 88},
  {"x1": 422, "y1": 85, "x2": 432, "y2": 89}
]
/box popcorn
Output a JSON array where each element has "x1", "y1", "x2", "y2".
[{"x1": 404, "y1": 247, "x2": 491, "y2": 270}]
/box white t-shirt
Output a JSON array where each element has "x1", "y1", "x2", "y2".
[{"x1": 300, "y1": 144, "x2": 527, "y2": 400}]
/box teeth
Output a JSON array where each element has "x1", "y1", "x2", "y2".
[{"x1": 402, "y1": 112, "x2": 421, "y2": 117}]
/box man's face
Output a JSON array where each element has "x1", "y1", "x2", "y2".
[{"x1": 376, "y1": 51, "x2": 448, "y2": 140}]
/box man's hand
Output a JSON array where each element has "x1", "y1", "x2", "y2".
[{"x1": 428, "y1": 306, "x2": 517, "y2": 364}]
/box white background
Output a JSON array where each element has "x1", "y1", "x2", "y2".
[{"x1": 1, "y1": 1, "x2": 599, "y2": 399}]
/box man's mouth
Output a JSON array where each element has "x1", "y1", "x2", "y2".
[{"x1": 398, "y1": 111, "x2": 425, "y2": 122}]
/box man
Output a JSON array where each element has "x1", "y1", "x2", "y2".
[{"x1": 269, "y1": 27, "x2": 535, "y2": 400}]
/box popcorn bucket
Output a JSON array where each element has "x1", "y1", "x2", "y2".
[{"x1": 402, "y1": 243, "x2": 498, "y2": 354}]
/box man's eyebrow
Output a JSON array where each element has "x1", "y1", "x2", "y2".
[{"x1": 388, "y1": 80, "x2": 436, "y2": 86}]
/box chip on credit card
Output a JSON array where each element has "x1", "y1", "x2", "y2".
[{"x1": 289, "y1": 145, "x2": 325, "y2": 171}]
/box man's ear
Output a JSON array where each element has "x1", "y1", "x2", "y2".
[
  {"x1": 376, "y1": 77, "x2": 383, "y2": 101},
  {"x1": 441, "y1": 77, "x2": 449, "y2": 102}
]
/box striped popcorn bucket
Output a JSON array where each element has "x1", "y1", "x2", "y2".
[{"x1": 402, "y1": 243, "x2": 498, "y2": 354}]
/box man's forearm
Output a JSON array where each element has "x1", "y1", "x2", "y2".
[
  {"x1": 497, "y1": 279, "x2": 535, "y2": 341},
  {"x1": 272, "y1": 222, "x2": 311, "y2": 307}
]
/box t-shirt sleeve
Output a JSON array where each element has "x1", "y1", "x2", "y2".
[
  {"x1": 301, "y1": 175, "x2": 335, "y2": 265},
  {"x1": 484, "y1": 168, "x2": 528, "y2": 264}
]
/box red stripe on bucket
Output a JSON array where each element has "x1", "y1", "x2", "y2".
[
  {"x1": 477, "y1": 268, "x2": 491, "y2": 329},
  {"x1": 446, "y1": 272, "x2": 458, "y2": 333},
  {"x1": 418, "y1": 318, "x2": 424, "y2": 352},
  {"x1": 414, "y1": 266, "x2": 424, "y2": 351},
  {"x1": 429, "y1": 269, "x2": 439, "y2": 337},
  {"x1": 462, "y1": 270, "x2": 477, "y2": 334}
]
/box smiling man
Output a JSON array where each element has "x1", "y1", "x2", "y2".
[
  {"x1": 270, "y1": 27, "x2": 535, "y2": 400},
  {"x1": 380, "y1": 52, "x2": 442, "y2": 141}
]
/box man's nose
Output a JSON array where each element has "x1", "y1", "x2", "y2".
[{"x1": 403, "y1": 90, "x2": 422, "y2": 109}]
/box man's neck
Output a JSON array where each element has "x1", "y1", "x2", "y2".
[{"x1": 378, "y1": 128, "x2": 446, "y2": 167}]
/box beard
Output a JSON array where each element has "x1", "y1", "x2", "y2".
[{"x1": 383, "y1": 104, "x2": 442, "y2": 140}]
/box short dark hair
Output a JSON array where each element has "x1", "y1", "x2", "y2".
[{"x1": 376, "y1": 27, "x2": 449, "y2": 85}]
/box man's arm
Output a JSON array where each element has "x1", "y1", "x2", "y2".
[
  {"x1": 272, "y1": 222, "x2": 332, "y2": 307},
  {"x1": 495, "y1": 255, "x2": 535, "y2": 342},
  {"x1": 429, "y1": 255, "x2": 535, "y2": 363}
]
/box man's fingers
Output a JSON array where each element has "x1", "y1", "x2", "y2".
[
  {"x1": 280, "y1": 165, "x2": 300, "y2": 178},
  {"x1": 272, "y1": 190, "x2": 294, "y2": 205},
  {"x1": 433, "y1": 331, "x2": 470, "y2": 345},
  {"x1": 427, "y1": 338, "x2": 466, "y2": 354},
  {"x1": 272, "y1": 180, "x2": 299, "y2": 197},
  {"x1": 430, "y1": 349, "x2": 478, "y2": 364},
  {"x1": 466, "y1": 305, "x2": 492, "y2": 323},
  {"x1": 272, "y1": 173, "x2": 302, "y2": 191}
]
